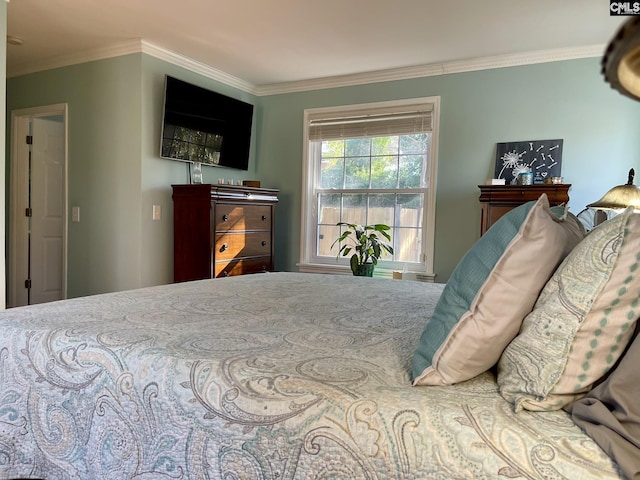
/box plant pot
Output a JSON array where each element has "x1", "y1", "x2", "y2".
[{"x1": 352, "y1": 263, "x2": 375, "y2": 277}]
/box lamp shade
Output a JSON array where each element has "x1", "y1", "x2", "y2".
[
  {"x1": 602, "y1": 17, "x2": 640, "y2": 101},
  {"x1": 587, "y1": 169, "x2": 640, "y2": 211}
]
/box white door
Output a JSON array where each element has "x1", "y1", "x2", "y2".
[
  {"x1": 30, "y1": 117, "x2": 65, "y2": 304},
  {"x1": 9, "y1": 105, "x2": 68, "y2": 307}
]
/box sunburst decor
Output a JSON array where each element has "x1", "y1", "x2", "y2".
[{"x1": 494, "y1": 139, "x2": 563, "y2": 185}]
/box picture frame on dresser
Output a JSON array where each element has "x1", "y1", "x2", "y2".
[{"x1": 494, "y1": 139, "x2": 564, "y2": 185}]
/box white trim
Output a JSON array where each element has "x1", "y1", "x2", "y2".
[
  {"x1": 255, "y1": 44, "x2": 605, "y2": 95},
  {"x1": 7, "y1": 40, "x2": 604, "y2": 96},
  {"x1": 424, "y1": 97, "x2": 440, "y2": 276},
  {"x1": 297, "y1": 263, "x2": 435, "y2": 283},
  {"x1": 299, "y1": 97, "x2": 439, "y2": 278},
  {"x1": 9, "y1": 104, "x2": 69, "y2": 308},
  {"x1": 7, "y1": 39, "x2": 258, "y2": 94},
  {"x1": 140, "y1": 41, "x2": 256, "y2": 93},
  {"x1": 9, "y1": 113, "x2": 30, "y2": 307},
  {"x1": 8, "y1": 40, "x2": 142, "y2": 79},
  {"x1": 441, "y1": 45, "x2": 605, "y2": 74},
  {"x1": 299, "y1": 112, "x2": 315, "y2": 270}
]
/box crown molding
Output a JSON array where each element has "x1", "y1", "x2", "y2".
[
  {"x1": 8, "y1": 39, "x2": 143, "y2": 78},
  {"x1": 140, "y1": 40, "x2": 256, "y2": 94},
  {"x1": 7, "y1": 39, "x2": 605, "y2": 97},
  {"x1": 442, "y1": 44, "x2": 605, "y2": 75},
  {"x1": 255, "y1": 44, "x2": 606, "y2": 96},
  {"x1": 7, "y1": 39, "x2": 260, "y2": 94}
]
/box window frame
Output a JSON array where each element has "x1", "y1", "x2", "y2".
[{"x1": 299, "y1": 97, "x2": 440, "y2": 279}]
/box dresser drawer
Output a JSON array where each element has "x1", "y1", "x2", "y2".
[
  {"x1": 478, "y1": 184, "x2": 571, "y2": 236},
  {"x1": 173, "y1": 184, "x2": 278, "y2": 283},
  {"x1": 215, "y1": 256, "x2": 272, "y2": 277},
  {"x1": 215, "y1": 231, "x2": 272, "y2": 260},
  {"x1": 215, "y1": 204, "x2": 272, "y2": 232}
]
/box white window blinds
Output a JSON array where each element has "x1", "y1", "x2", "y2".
[{"x1": 307, "y1": 102, "x2": 434, "y2": 141}]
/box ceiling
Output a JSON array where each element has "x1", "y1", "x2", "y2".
[{"x1": 6, "y1": 0, "x2": 627, "y2": 89}]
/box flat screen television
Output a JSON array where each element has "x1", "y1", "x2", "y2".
[{"x1": 159, "y1": 75, "x2": 253, "y2": 171}]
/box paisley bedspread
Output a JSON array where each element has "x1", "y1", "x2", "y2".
[{"x1": 0, "y1": 272, "x2": 621, "y2": 479}]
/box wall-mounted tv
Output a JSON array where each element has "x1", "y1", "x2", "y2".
[{"x1": 160, "y1": 75, "x2": 253, "y2": 171}]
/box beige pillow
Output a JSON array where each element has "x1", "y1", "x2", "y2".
[
  {"x1": 498, "y1": 207, "x2": 640, "y2": 411},
  {"x1": 412, "y1": 195, "x2": 584, "y2": 386}
]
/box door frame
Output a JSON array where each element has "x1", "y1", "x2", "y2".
[{"x1": 9, "y1": 104, "x2": 69, "y2": 307}]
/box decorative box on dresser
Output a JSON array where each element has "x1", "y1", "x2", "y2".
[
  {"x1": 478, "y1": 184, "x2": 571, "y2": 236},
  {"x1": 172, "y1": 184, "x2": 279, "y2": 282}
]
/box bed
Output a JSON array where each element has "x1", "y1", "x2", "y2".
[
  {"x1": 0, "y1": 271, "x2": 625, "y2": 480},
  {"x1": 3, "y1": 194, "x2": 640, "y2": 479}
]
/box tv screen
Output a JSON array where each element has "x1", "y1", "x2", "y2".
[{"x1": 160, "y1": 75, "x2": 253, "y2": 171}]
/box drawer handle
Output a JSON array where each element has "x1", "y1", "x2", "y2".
[
  {"x1": 261, "y1": 241, "x2": 267, "y2": 247},
  {"x1": 261, "y1": 215, "x2": 267, "y2": 221},
  {"x1": 220, "y1": 243, "x2": 228, "y2": 252},
  {"x1": 222, "y1": 214, "x2": 229, "y2": 221}
]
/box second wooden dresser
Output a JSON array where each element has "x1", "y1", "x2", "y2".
[
  {"x1": 172, "y1": 184, "x2": 279, "y2": 282},
  {"x1": 478, "y1": 184, "x2": 571, "y2": 236}
]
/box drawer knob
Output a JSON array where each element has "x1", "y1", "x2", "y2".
[
  {"x1": 261, "y1": 240, "x2": 267, "y2": 246},
  {"x1": 220, "y1": 243, "x2": 228, "y2": 252},
  {"x1": 261, "y1": 215, "x2": 267, "y2": 221},
  {"x1": 222, "y1": 214, "x2": 229, "y2": 221},
  {"x1": 221, "y1": 271, "x2": 229, "y2": 277}
]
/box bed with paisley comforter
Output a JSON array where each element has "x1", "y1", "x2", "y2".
[{"x1": 0, "y1": 272, "x2": 622, "y2": 479}]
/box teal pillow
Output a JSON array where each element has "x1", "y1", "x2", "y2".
[{"x1": 412, "y1": 195, "x2": 584, "y2": 386}]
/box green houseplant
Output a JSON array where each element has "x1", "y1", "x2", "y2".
[{"x1": 331, "y1": 222, "x2": 394, "y2": 276}]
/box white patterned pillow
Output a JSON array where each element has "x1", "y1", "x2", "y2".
[
  {"x1": 497, "y1": 207, "x2": 640, "y2": 411},
  {"x1": 412, "y1": 196, "x2": 584, "y2": 386}
]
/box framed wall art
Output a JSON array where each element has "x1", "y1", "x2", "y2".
[{"x1": 495, "y1": 139, "x2": 563, "y2": 184}]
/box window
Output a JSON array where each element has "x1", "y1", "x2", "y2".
[{"x1": 299, "y1": 97, "x2": 440, "y2": 278}]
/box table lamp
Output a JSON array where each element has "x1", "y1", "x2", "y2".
[{"x1": 587, "y1": 168, "x2": 640, "y2": 211}]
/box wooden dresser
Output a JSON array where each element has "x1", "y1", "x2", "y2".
[
  {"x1": 172, "y1": 184, "x2": 279, "y2": 282},
  {"x1": 478, "y1": 184, "x2": 571, "y2": 235}
]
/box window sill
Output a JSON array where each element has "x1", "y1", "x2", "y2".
[{"x1": 296, "y1": 263, "x2": 436, "y2": 283}]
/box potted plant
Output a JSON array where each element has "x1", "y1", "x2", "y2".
[{"x1": 331, "y1": 222, "x2": 394, "y2": 276}]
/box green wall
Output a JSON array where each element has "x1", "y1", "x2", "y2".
[
  {"x1": 6, "y1": 53, "x2": 640, "y2": 296},
  {"x1": 139, "y1": 55, "x2": 258, "y2": 287},
  {"x1": 6, "y1": 54, "x2": 258, "y2": 297},
  {"x1": 256, "y1": 58, "x2": 640, "y2": 281},
  {"x1": 7, "y1": 55, "x2": 143, "y2": 297}
]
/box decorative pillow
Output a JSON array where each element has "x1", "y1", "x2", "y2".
[
  {"x1": 498, "y1": 207, "x2": 640, "y2": 411},
  {"x1": 412, "y1": 194, "x2": 585, "y2": 386},
  {"x1": 565, "y1": 324, "x2": 640, "y2": 480}
]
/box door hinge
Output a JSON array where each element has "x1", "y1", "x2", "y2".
[
  {"x1": 26, "y1": 135, "x2": 33, "y2": 145},
  {"x1": 25, "y1": 207, "x2": 32, "y2": 217},
  {"x1": 24, "y1": 279, "x2": 31, "y2": 289}
]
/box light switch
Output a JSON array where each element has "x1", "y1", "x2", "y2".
[
  {"x1": 72, "y1": 206, "x2": 80, "y2": 223},
  {"x1": 152, "y1": 204, "x2": 162, "y2": 221}
]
